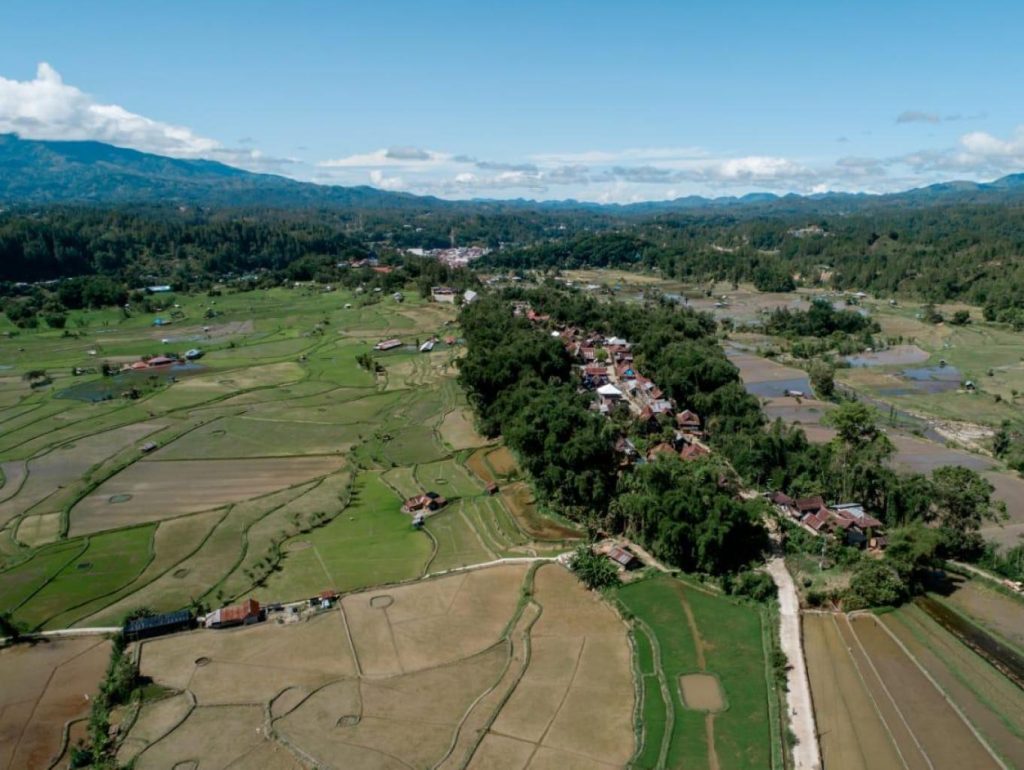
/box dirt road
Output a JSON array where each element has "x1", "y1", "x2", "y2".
[{"x1": 767, "y1": 557, "x2": 821, "y2": 770}]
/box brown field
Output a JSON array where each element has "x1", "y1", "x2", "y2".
[
  {"x1": 679, "y1": 673, "x2": 724, "y2": 712},
  {"x1": 500, "y1": 482, "x2": 581, "y2": 541},
  {"x1": 69, "y1": 455, "x2": 344, "y2": 535},
  {"x1": 439, "y1": 407, "x2": 489, "y2": 450},
  {"x1": 278, "y1": 644, "x2": 508, "y2": 769},
  {"x1": 125, "y1": 564, "x2": 539, "y2": 769},
  {"x1": 485, "y1": 446, "x2": 519, "y2": 476},
  {"x1": 123, "y1": 562, "x2": 634, "y2": 770},
  {"x1": 944, "y1": 579, "x2": 1024, "y2": 650},
  {"x1": 342, "y1": 563, "x2": 529, "y2": 676},
  {"x1": 844, "y1": 613, "x2": 1000, "y2": 769},
  {"x1": 803, "y1": 614, "x2": 906, "y2": 770},
  {"x1": 728, "y1": 350, "x2": 808, "y2": 384},
  {"x1": 466, "y1": 447, "x2": 497, "y2": 485},
  {"x1": 15, "y1": 512, "x2": 63, "y2": 546},
  {"x1": 883, "y1": 605, "x2": 1024, "y2": 768},
  {"x1": 0, "y1": 421, "x2": 165, "y2": 530},
  {"x1": 483, "y1": 564, "x2": 634, "y2": 769},
  {"x1": 137, "y1": 610, "x2": 357, "y2": 699},
  {"x1": 0, "y1": 636, "x2": 112, "y2": 770}
]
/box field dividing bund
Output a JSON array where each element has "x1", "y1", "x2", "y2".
[
  {"x1": 616, "y1": 574, "x2": 772, "y2": 770},
  {"x1": 121, "y1": 563, "x2": 637, "y2": 770},
  {"x1": 0, "y1": 636, "x2": 113, "y2": 770},
  {"x1": 806, "y1": 611, "x2": 1006, "y2": 770},
  {"x1": 882, "y1": 605, "x2": 1024, "y2": 768}
]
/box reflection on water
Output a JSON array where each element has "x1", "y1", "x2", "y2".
[{"x1": 57, "y1": 362, "x2": 206, "y2": 402}]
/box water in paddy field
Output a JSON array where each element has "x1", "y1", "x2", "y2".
[
  {"x1": 745, "y1": 376, "x2": 813, "y2": 399},
  {"x1": 57, "y1": 362, "x2": 207, "y2": 402},
  {"x1": 878, "y1": 364, "x2": 962, "y2": 396}
]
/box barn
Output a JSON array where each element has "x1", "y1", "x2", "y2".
[
  {"x1": 123, "y1": 610, "x2": 194, "y2": 642},
  {"x1": 204, "y1": 599, "x2": 263, "y2": 629}
]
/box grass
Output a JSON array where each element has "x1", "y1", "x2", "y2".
[
  {"x1": 425, "y1": 501, "x2": 495, "y2": 572},
  {"x1": 13, "y1": 525, "x2": 156, "y2": 629},
  {"x1": 0, "y1": 287, "x2": 464, "y2": 628},
  {"x1": 254, "y1": 471, "x2": 432, "y2": 602},
  {"x1": 616, "y1": 574, "x2": 773, "y2": 770},
  {"x1": 414, "y1": 458, "x2": 483, "y2": 498}
]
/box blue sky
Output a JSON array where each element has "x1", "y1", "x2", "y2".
[{"x1": 2, "y1": 1, "x2": 1024, "y2": 201}]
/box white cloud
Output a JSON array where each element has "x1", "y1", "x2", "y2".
[{"x1": 0, "y1": 62, "x2": 293, "y2": 172}]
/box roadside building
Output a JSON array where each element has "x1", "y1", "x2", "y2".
[
  {"x1": 123, "y1": 610, "x2": 194, "y2": 642},
  {"x1": 403, "y1": 492, "x2": 448, "y2": 512},
  {"x1": 431, "y1": 286, "x2": 458, "y2": 303},
  {"x1": 205, "y1": 599, "x2": 263, "y2": 629},
  {"x1": 373, "y1": 338, "x2": 402, "y2": 351}
]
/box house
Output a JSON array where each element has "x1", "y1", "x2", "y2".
[
  {"x1": 768, "y1": 491, "x2": 799, "y2": 519},
  {"x1": 403, "y1": 492, "x2": 448, "y2": 512},
  {"x1": 607, "y1": 545, "x2": 642, "y2": 570},
  {"x1": 582, "y1": 366, "x2": 609, "y2": 387},
  {"x1": 146, "y1": 285, "x2": 173, "y2": 293},
  {"x1": 597, "y1": 383, "x2": 624, "y2": 400},
  {"x1": 419, "y1": 339, "x2": 435, "y2": 352},
  {"x1": 374, "y1": 338, "x2": 402, "y2": 351},
  {"x1": 147, "y1": 355, "x2": 177, "y2": 367},
  {"x1": 205, "y1": 599, "x2": 262, "y2": 629},
  {"x1": 431, "y1": 286, "x2": 458, "y2": 303},
  {"x1": 647, "y1": 442, "x2": 678, "y2": 461},
  {"x1": 140, "y1": 442, "x2": 158, "y2": 454},
  {"x1": 123, "y1": 610, "x2": 194, "y2": 642},
  {"x1": 463, "y1": 289, "x2": 479, "y2": 303},
  {"x1": 486, "y1": 482, "x2": 500, "y2": 495},
  {"x1": 679, "y1": 442, "x2": 710, "y2": 461},
  {"x1": 676, "y1": 410, "x2": 702, "y2": 435},
  {"x1": 614, "y1": 436, "x2": 639, "y2": 461},
  {"x1": 184, "y1": 348, "x2": 203, "y2": 360},
  {"x1": 616, "y1": 364, "x2": 637, "y2": 380}
]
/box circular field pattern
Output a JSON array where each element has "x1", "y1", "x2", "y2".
[
  {"x1": 369, "y1": 595, "x2": 393, "y2": 609},
  {"x1": 336, "y1": 714, "x2": 361, "y2": 727},
  {"x1": 172, "y1": 568, "x2": 189, "y2": 579},
  {"x1": 211, "y1": 429, "x2": 227, "y2": 437},
  {"x1": 285, "y1": 540, "x2": 312, "y2": 552},
  {"x1": 194, "y1": 657, "x2": 210, "y2": 667},
  {"x1": 108, "y1": 493, "x2": 133, "y2": 504}
]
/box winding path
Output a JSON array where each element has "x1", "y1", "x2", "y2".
[{"x1": 766, "y1": 557, "x2": 821, "y2": 770}]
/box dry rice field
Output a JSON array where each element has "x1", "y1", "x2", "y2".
[
  {"x1": 804, "y1": 612, "x2": 1004, "y2": 770},
  {"x1": 123, "y1": 563, "x2": 635, "y2": 770},
  {"x1": 69, "y1": 455, "x2": 345, "y2": 535},
  {"x1": 0, "y1": 637, "x2": 112, "y2": 770}
]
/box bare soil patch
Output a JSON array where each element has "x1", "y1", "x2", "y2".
[
  {"x1": 133, "y1": 704, "x2": 276, "y2": 770},
  {"x1": 945, "y1": 580, "x2": 1024, "y2": 650},
  {"x1": 679, "y1": 673, "x2": 724, "y2": 712},
  {"x1": 343, "y1": 563, "x2": 528, "y2": 676},
  {"x1": 465, "y1": 448, "x2": 496, "y2": 485},
  {"x1": 70, "y1": 455, "x2": 344, "y2": 534},
  {"x1": 0, "y1": 637, "x2": 111, "y2": 770}
]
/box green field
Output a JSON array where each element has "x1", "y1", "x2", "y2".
[
  {"x1": 616, "y1": 575, "x2": 775, "y2": 770},
  {"x1": 0, "y1": 286, "x2": 536, "y2": 628}
]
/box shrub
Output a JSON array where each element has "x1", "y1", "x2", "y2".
[{"x1": 569, "y1": 545, "x2": 620, "y2": 590}]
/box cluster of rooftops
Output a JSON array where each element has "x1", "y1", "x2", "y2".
[
  {"x1": 550, "y1": 321, "x2": 711, "y2": 464},
  {"x1": 768, "y1": 492, "x2": 886, "y2": 549}
]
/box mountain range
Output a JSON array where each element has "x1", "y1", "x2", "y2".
[{"x1": 2, "y1": 133, "x2": 1024, "y2": 213}]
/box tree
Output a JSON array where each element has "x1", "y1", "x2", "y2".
[
  {"x1": 844, "y1": 560, "x2": 908, "y2": 609},
  {"x1": 949, "y1": 309, "x2": 971, "y2": 326},
  {"x1": 931, "y1": 466, "x2": 1007, "y2": 557},
  {"x1": 808, "y1": 360, "x2": 836, "y2": 400},
  {"x1": 570, "y1": 545, "x2": 620, "y2": 590}
]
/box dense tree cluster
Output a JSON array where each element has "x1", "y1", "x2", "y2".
[{"x1": 458, "y1": 290, "x2": 770, "y2": 575}]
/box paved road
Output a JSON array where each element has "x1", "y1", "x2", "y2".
[{"x1": 766, "y1": 557, "x2": 821, "y2": 770}]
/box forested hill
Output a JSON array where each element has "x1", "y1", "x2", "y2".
[
  {"x1": 0, "y1": 134, "x2": 438, "y2": 209},
  {"x1": 4, "y1": 133, "x2": 1024, "y2": 213}
]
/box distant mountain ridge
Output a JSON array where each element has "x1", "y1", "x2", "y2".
[{"x1": 2, "y1": 133, "x2": 1024, "y2": 213}]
